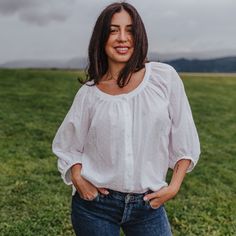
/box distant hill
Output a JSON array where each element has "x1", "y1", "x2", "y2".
[
  {"x1": 0, "y1": 55, "x2": 236, "y2": 72},
  {"x1": 165, "y1": 56, "x2": 236, "y2": 72}
]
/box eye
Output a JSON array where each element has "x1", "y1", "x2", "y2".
[
  {"x1": 127, "y1": 28, "x2": 134, "y2": 34},
  {"x1": 110, "y1": 29, "x2": 118, "y2": 33}
]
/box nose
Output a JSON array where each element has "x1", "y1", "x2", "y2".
[{"x1": 117, "y1": 30, "x2": 128, "y2": 42}]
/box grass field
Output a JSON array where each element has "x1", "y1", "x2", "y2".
[{"x1": 0, "y1": 69, "x2": 235, "y2": 236}]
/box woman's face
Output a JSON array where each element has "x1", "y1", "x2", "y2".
[{"x1": 105, "y1": 9, "x2": 134, "y2": 65}]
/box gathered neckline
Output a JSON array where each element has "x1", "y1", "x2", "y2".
[{"x1": 93, "y1": 62, "x2": 151, "y2": 100}]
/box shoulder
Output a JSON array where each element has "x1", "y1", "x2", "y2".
[
  {"x1": 147, "y1": 61, "x2": 182, "y2": 98},
  {"x1": 71, "y1": 83, "x2": 91, "y2": 106},
  {"x1": 74, "y1": 81, "x2": 98, "y2": 107},
  {"x1": 148, "y1": 61, "x2": 177, "y2": 84},
  {"x1": 149, "y1": 61, "x2": 175, "y2": 72},
  {"x1": 75, "y1": 81, "x2": 95, "y2": 96},
  {"x1": 149, "y1": 61, "x2": 181, "y2": 84}
]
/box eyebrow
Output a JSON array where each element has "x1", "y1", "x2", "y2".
[{"x1": 110, "y1": 24, "x2": 133, "y2": 27}]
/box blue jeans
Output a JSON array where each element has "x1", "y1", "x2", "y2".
[{"x1": 71, "y1": 188, "x2": 172, "y2": 236}]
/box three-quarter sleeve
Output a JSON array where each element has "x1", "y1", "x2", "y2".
[
  {"x1": 52, "y1": 85, "x2": 90, "y2": 185},
  {"x1": 168, "y1": 67, "x2": 201, "y2": 173}
]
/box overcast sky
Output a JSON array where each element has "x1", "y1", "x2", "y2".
[{"x1": 0, "y1": 0, "x2": 235, "y2": 64}]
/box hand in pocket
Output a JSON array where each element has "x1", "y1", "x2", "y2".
[{"x1": 71, "y1": 164, "x2": 109, "y2": 201}]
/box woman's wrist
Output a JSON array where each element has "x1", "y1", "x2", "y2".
[
  {"x1": 168, "y1": 159, "x2": 191, "y2": 194},
  {"x1": 168, "y1": 183, "x2": 180, "y2": 195},
  {"x1": 71, "y1": 163, "x2": 82, "y2": 172},
  {"x1": 71, "y1": 163, "x2": 82, "y2": 180}
]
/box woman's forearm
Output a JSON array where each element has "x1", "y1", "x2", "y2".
[
  {"x1": 143, "y1": 159, "x2": 192, "y2": 206},
  {"x1": 169, "y1": 159, "x2": 191, "y2": 192},
  {"x1": 71, "y1": 163, "x2": 83, "y2": 182}
]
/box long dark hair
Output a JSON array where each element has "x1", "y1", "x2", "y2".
[{"x1": 78, "y1": 1, "x2": 148, "y2": 88}]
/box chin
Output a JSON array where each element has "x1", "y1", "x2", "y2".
[
  {"x1": 110, "y1": 59, "x2": 130, "y2": 65},
  {"x1": 110, "y1": 54, "x2": 133, "y2": 64}
]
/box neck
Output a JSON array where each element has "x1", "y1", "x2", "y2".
[{"x1": 107, "y1": 61, "x2": 126, "y2": 80}]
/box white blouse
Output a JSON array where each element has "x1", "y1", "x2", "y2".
[{"x1": 52, "y1": 62, "x2": 201, "y2": 196}]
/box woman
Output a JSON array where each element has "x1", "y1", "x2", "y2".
[{"x1": 52, "y1": 2, "x2": 201, "y2": 236}]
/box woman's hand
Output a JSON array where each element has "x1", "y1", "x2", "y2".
[
  {"x1": 143, "y1": 185, "x2": 179, "y2": 209},
  {"x1": 143, "y1": 160, "x2": 190, "y2": 209},
  {"x1": 71, "y1": 163, "x2": 109, "y2": 200}
]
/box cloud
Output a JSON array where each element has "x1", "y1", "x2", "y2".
[
  {"x1": 0, "y1": 0, "x2": 38, "y2": 15},
  {"x1": 18, "y1": 8, "x2": 69, "y2": 26},
  {"x1": 0, "y1": 0, "x2": 75, "y2": 26},
  {"x1": 0, "y1": 0, "x2": 235, "y2": 64}
]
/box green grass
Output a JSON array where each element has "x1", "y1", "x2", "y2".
[{"x1": 0, "y1": 69, "x2": 235, "y2": 236}]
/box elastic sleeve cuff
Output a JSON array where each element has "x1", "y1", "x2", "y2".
[
  {"x1": 61, "y1": 155, "x2": 83, "y2": 185},
  {"x1": 169, "y1": 156, "x2": 196, "y2": 173}
]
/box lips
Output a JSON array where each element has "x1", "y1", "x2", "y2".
[{"x1": 114, "y1": 46, "x2": 129, "y2": 54}]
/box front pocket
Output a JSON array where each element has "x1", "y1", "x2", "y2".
[{"x1": 76, "y1": 191, "x2": 100, "y2": 202}]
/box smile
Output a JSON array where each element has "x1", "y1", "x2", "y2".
[{"x1": 114, "y1": 47, "x2": 129, "y2": 54}]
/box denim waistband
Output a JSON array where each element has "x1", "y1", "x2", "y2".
[{"x1": 106, "y1": 188, "x2": 153, "y2": 203}]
